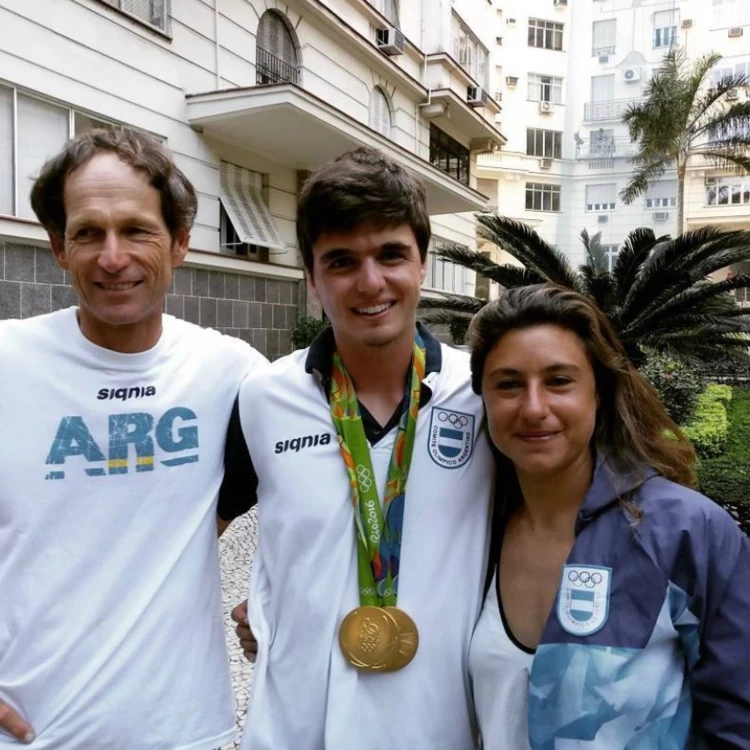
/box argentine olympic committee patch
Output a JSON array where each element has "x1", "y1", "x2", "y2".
[
  {"x1": 427, "y1": 407, "x2": 475, "y2": 469},
  {"x1": 557, "y1": 565, "x2": 612, "y2": 636}
]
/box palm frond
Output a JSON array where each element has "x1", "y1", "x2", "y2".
[
  {"x1": 418, "y1": 294, "x2": 484, "y2": 315},
  {"x1": 476, "y1": 214, "x2": 581, "y2": 290}
]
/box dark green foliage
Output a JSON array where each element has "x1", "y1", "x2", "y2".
[
  {"x1": 698, "y1": 388, "x2": 750, "y2": 525},
  {"x1": 641, "y1": 351, "x2": 706, "y2": 425},
  {"x1": 291, "y1": 316, "x2": 330, "y2": 350},
  {"x1": 421, "y1": 216, "x2": 750, "y2": 368}
]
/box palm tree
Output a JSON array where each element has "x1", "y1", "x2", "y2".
[
  {"x1": 419, "y1": 215, "x2": 750, "y2": 366},
  {"x1": 621, "y1": 49, "x2": 750, "y2": 231}
]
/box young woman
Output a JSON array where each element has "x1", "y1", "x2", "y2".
[{"x1": 467, "y1": 284, "x2": 750, "y2": 749}]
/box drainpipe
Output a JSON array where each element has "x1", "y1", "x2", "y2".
[{"x1": 214, "y1": 0, "x2": 221, "y2": 87}]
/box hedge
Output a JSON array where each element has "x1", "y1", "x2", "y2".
[
  {"x1": 683, "y1": 384, "x2": 732, "y2": 458},
  {"x1": 698, "y1": 387, "x2": 750, "y2": 507}
]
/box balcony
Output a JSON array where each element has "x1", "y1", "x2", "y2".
[
  {"x1": 583, "y1": 97, "x2": 644, "y2": 122},
  {"x1": 592, "y1": 46, "x2": 616, "y2": 57},
  {"x1": 576, "y1": 136, "x2": 637, "y2": 160},
  {"x1": 256, "y1": 47, "x2": 300, "y2": 86}
]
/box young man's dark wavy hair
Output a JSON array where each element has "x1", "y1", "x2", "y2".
[
  {"x1": 296, "y1": 147, "x2": 431, "y2": 272},
  {"x1": 30, "y1": 127, "x2": 197, "y2": 241}
]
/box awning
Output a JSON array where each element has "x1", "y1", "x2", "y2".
[
  {"x1": 220, "y1": 161, "x2": 284, "y2": 251},
  {"x1": 187, "y1": 84, "x2": 491, "y2": 215}
]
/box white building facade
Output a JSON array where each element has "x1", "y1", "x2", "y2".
[
  {"x1": 0, "y1": 0, "x2": 505, "y2": 352},
  {"x1": 478, "y1": 0, "x2": 750, "y2": 269}
]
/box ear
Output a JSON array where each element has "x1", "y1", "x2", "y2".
[
  {"x1": 171, "y1": 228, "x2": 190, "y2": 267},
  {"x1": 49, "y1": 234, "x2": 70, "y2": 271},
  {"x1": 306, "y1": 269, "x2": 319, "y2": 302},
  {"x1": 419, "y1": 253, "x2": 427, "y2": 285}
]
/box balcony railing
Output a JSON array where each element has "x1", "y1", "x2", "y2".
[
  {"x1": 583, "y1": 97, "x2": 644, "y2": 122},
  {"x1": 576, "y1": 136, "x2": 637, "y2": 160},
  {"x1": 256, "y1": 47, "x2": 300, "y2": 86},
  {"x1": 592, "y1": 46, "x2": 616, "y2": 56}
]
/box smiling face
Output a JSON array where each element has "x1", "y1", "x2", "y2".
[
  {"x1": 307, "y1": 222, "x2": 426, "y2": 353},
  {"x1": 50, "y1": 153, "x2": 188, "y2": 352},
  {"x1": 481, "y1": 324, "x2": 598, "y2": 481}
]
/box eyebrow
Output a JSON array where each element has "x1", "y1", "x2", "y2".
[
  {"x1": 318, "y1": 241, "x2": 411, "y2": 264},
  {"x1": 488, "y1": 363, "x2": 582, "y2": 377}
]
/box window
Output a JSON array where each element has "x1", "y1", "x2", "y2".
[
  {"x1": 0, "y1": 87, "x2": 13, "y2": 216},
  {"x1": 653, "y1": 10, "x2": 678, "y2": 49},
  {"x1": 219, "y1": 162, "x2": 283, "y2": 254},
  {"x1": 713, "y1": 0, "x2": 750, "y2": 29},
  {"x1": 645, "y1": 181, "x2": 677, "y2": 208},
  {"x1": 528, "y1": 19, "x2": 563, "y2": 51},
  {"x1": 368, "y1": 0, "x2": 398, "y2": 25},
  {"x1": 602, "y1": 244, "x2": 619, "y2": 272},
  {"x1": 528, "y1": 74, "x2": 563, "y2": 104},
  {"x1": 711, "y1": 59, "x2": 750, "y2": 86},
  {"x1": 430, "y1": 125, "x2": 470, "y2": 186},
  {"x1": 256, "y1": 11, "x2": 300, "y2": 85},
  {"x1": 452, "y1": 12, "x2": 489, "y2": 86},
  {"x1": 220, "y1": 205, "x2": 269, "y2": 261},
  {"x1": 592, "y1": 19, "x2": 616, "y2": 55},
  {"x1": 369, "y1": 88, "x2": 391, "y2": 137},
  {"x1": 425, "y1": 237, "x2": 470, "y2": 294},
  {"x1": 526, "y1": 129, "x2": 562, "y2": 158},
  {"x1": 590, "y1": 128, "x2": 615, "y2": 155},
  {"x1": 591, "y1": 74, "x2": 615, "y2": 102},
  {"x1": 585, "y1": 183, "x2": 617, "y2": 211},
  {"x1": 99, "y1": 0, "x2": 170, "y2": 34},
  {"x1": 706, "y1": 176, "x2": 750, "y2": 206},
  {"x1": 525, "y1": 183, "x2": 560, "y2": 212}
]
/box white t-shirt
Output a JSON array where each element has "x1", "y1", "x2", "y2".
[
  {"x1": 0, "y1": 308, "x2": 266, "y2": 749},
  {"x1": 469, "y1": 572, "x2": 533, "y2": 750},
  {"x1": 237, "y1": 339, "x2": 494, "y2": 750}
]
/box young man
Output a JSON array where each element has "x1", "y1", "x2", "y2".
[
  {"x1": 0, "y1": 129, "x2": 265, "y2": 749},
  {"x1": 220, "y1": 149, "x2": 494, "y2": 749}
]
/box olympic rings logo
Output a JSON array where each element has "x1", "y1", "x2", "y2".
[
  {"x1": 437, "y1": 412, "x2": 469, "y2": 428},
  {"x1": 356, "y1": 464, "x2": 373, "y2": 492},
  {"x1": 567, "y1": 570, "x2": 603, "y2": 588}
]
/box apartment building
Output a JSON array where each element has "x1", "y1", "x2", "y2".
[
  {"x1": 478, "y1": 0, "x2": 750, "y2": 268},
  {"x1": 0, "y1": 0, "x2": 504, "y2": 355}
]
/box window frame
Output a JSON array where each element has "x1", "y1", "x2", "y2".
[
  {"x1": 429, "y1": 124, "x2": 470, "y2": 186},
  {"x1": 526, "y1": 128, "x2": 563, "y2": 158},
  {"x1": 528, "y1": 73, "x2": 564, "y2": 104},
  {"x1": 97, "y1": 0, "x2": 171, "y2": 37},
  {"x1": 525, "y1": 182, "x2": 561, "y2": 212},
  {"x1": 528, "y1": 18, "x2": 564, "y2": 51}
]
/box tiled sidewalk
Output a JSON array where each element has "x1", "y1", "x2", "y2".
[{"x1": 219, "y1": 508, "x2": 257, "y2": 749}]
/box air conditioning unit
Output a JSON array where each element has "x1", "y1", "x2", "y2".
[
  {"x1": 726, "y1": 89, "x2": 740, "y2": 100},
  {"x1": 598, "y1": 55, "x2": 610, "y2": 64},
  {"x1": 705, "y1": 177, "x2": 717, "y2": 186},
  {"x1": 507, "y1": 17, "x2": 517, "y2": 25},
  {"x1": 623, "y1": 67, "x2": 642, "y2": 83},
  {"x1": 376, "y1": 27, "x2": 405, "y2": 55},
  {"x1": 506, "y1": 76, "x2": 519, "y2": 87},
  {"x1": 597, "y1": 215, "x2": 609, "y2": 224},
  {"x1": 539, "y1": 158, "x2": 552, "y2": 170},
  {"x1": 728, "y1": 27, "x2": 744, "y2": 38},
  {"x1": 681, "y1": 19, "x2": 693, "y2": 29},
  {"x1": 653, "y1": 211, "x2": 669, "y2": 222},
  {"x1": 467, "y1": 86, "x2": 490, "y2": 106},
  {"x1": 553, "y1": 0, "x2": 568, "y2": 6},
  {"x1": 539, "y1": 100, "x2": 554, "y2": 114}
]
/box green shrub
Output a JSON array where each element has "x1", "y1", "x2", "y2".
[
  {"x1": 291, "y1": 316, "x2": 330, "y2": 350},
  {"x1": 640, "y1": 351, "x2": 706, "y2": 425},
  {"x1": 698, "y1": 387, "x2": 750, "y2": 507},
  {"x1": 683, "y1": 384, "x2": 731, "y2": 458}
]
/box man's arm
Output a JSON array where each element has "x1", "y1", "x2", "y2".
[
  {"x1": 216, "y1": 397, "x2": 258, "y2": 532},
  {"x1": 0, "y1": 700, "x2": 35, "y2": 744}
]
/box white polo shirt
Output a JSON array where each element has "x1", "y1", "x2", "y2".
[{"x1": 228, "y1": 326, "x2": 494, "y2": 750}]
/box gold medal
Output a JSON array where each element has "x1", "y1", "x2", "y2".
[
  {"x1": 383, "y1": 607, "x2": 419, "y2": 671},
  {"x1": 339, "y1": 606, "x2": 399, "y2": 671}
]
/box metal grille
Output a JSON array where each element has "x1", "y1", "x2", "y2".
[
  {"x1": 99, "y1": 0, "x2": 171, "y2": 34},
  {"x1": 256, "y1": 11, "x2": 300, "y2": 85}
]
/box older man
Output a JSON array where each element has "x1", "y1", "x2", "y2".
[{"x1": 0, "y1": 129, "x2": 264, "y2": 749}]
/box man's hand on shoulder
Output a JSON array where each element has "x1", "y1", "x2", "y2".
[
  {"x1": 0, "y1": 699, "x2": 34, "y2": 744},
  {"x1": 231, "y1": 600, "x2": 257, "y2": 663}
]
